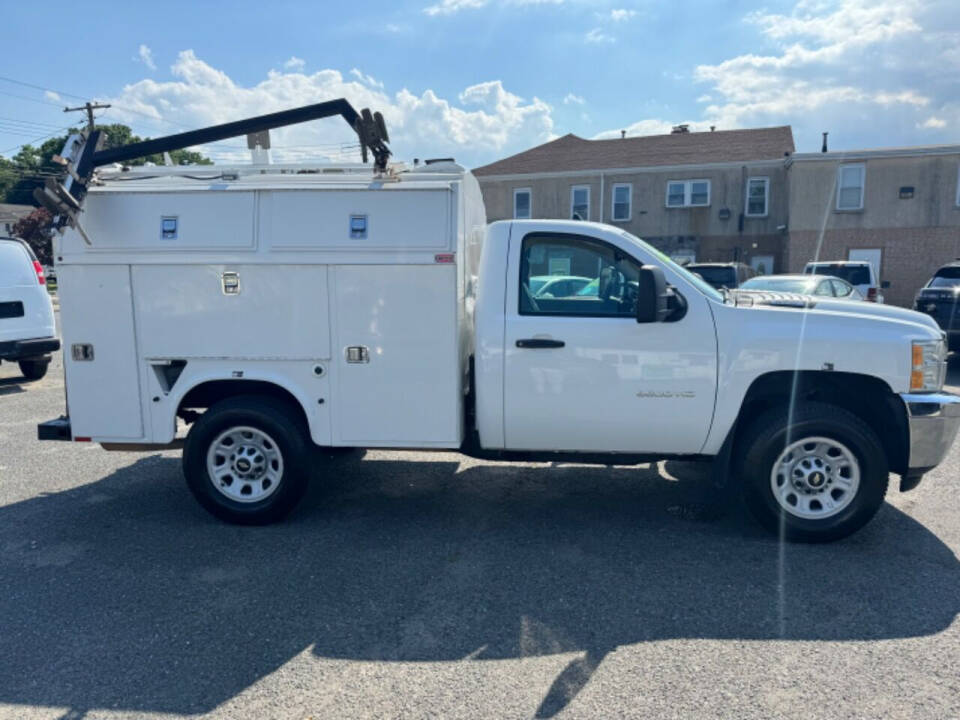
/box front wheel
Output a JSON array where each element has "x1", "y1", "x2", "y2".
[
  {"x1": 737, "y1": 402, "x2": 888, "y2": 543},
  {"x1": 18, "y1": 358, "x2": 49, "y2": 381},
  {"x1": 183, "y1": 395, "x2": 311, "y2": 524}
]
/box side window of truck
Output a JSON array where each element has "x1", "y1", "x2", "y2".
[{"x1": 519, "y1": 234, "x2": 640, "y2": 317}]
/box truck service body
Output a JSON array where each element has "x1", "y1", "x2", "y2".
[{"x1": 37, "y1": 102, "x2": 960, "y2": 541}]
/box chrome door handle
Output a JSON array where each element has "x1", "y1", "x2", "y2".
[{"x1": 516, "y1": 339, "x2": 565, "y2": 349}]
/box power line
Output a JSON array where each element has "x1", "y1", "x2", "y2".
[{"x1": 0, "y1": 75, "x2": 89, "y2": 102}]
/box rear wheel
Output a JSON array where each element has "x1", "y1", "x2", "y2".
[
  {"x1": 183, "y1": 395, "x2": 311, "y2": 524},
  {"x1": 18, "y1": 358, "x2": 49, "y2": 381},
  {"x1": 737, "y1": 402, "x2": 888, "y2": 542}
]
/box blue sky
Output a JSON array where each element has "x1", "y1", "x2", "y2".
[{"x1": 1, "y1": 0, "x2": 957, "y2": 167}]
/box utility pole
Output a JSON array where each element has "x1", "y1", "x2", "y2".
[{"x1": 63, "y1": 101, "x2": 111, "y2": 132}]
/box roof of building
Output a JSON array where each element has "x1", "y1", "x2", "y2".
[{"x1": 473, "y1": 126, "x2": 795, "y2": 177}]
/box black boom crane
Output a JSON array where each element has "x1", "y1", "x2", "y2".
[{"x1": 35, "y1": 98, "x2": 391, "y2": 234}]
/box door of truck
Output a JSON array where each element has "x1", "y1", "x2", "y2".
[{"x1": 502, "y1": 227, "x2": 717, "y2": 454}]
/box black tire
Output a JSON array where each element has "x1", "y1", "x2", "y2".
[
  {"x1": 18, "y1": 358, "x2": 49, "y2": 381},
  {"x1": 737, "y1": 402, "x2": 888, "y2": 543},
  {"x1": 183, "y1": 395, "x2": 311, "y2": 525}
]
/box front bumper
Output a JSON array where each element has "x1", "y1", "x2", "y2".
[
  {"x1": 900, "y1": 392, "x2": 960, "y2": 476},
  {"x1": 0, "y1": 336, "x2": 61, "y2": 360}
]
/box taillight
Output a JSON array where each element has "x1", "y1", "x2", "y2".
[
  {"x1": 32, "y1": 260, "x2": 46, "y2": 285},
  {"x1": 866, "y1": 287, "x2": 877, "y2": 302}
]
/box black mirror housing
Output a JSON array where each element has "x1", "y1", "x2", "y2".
[
  {"x1": 881, "y1": 280, "x2": 891, "y2": 289},
  {"x1": 636, "y1": 265, "x2": 670, "y2": 323}
]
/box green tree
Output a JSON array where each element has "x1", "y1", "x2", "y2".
[
  {"x1": 0, "y1": 123, "x2": 213, "y2": 204},
  {"x1": 12, "y1": 207, "x2": 54, "y2": 265}
]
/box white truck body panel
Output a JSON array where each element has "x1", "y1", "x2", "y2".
[
  {"x1": 55, "y1": 164, "x2": 484, "y2": 448},
  {"x1": 57, "y1": 265, "x2": 143, "y2": 438}
]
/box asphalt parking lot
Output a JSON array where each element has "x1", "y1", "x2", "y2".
[{"x1": 1, "y1": 341, "x2": 959, "y2": 720}]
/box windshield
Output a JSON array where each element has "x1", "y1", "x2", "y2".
[
  {"x1": 618, "y1": 231, "x2": 723, "y2": 302},
  {"x1": 806, "y1": 263, "x2": 870, "y2": 285},
  {"x1": 929, "y1": 269, "x2": 960, "y2": 288},
  {"x1": 741, "y1": 277, "x2": 818, "y2": 294},
  {"x1": 689, "y1": 266, "x2": 736, "y2": 287}
]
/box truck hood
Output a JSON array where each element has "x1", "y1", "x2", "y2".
[{"x1": 729, "y1": 290, "x2": 942, "y2": 335}]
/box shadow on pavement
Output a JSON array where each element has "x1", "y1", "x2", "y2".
[{"x1": 0, "y1": 452, "x2": 957, "y2": 719}]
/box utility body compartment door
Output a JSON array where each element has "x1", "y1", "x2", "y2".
[
  {"x1": 502, "y1": 228, "x2": 717, "y2": 454},
  {"x1": 58, "y1": 265, "x2": 144, "y2": 439}
]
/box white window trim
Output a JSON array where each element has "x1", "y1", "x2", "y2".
[
  {"x1": 513, "y1": 187, "x2": 532, "y2": 219},
  {"x1": 744, "y1": 176, "x2": 770, "y2": 217},
  {"x1": 610, "y1": 183, "x2": 632, "y2": 222},
  {"x1": 836, "y1": 163, "x2": 865, "y2": 211},
  {"x1": 570, "y1": 184, "x2": 590, "y2": 220},
  {"x1": 665, "y1": 179, "x2": 711, "y2": 208}
]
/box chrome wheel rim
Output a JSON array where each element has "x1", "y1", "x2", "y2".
[
  {"x1": 206, "y1": 426, "x2": 284, "y2": 503},
  {"x1": 770, "y1": 436, "x2": 860, "y2": 520}
]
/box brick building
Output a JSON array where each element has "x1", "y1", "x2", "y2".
[
  {"x1": 474, "y1": 129, "x2": 960, "y2": 306},
  {"x1": 785, "y1": 146, "x2": 960, "y2": 307},
  {"x1": 474, "y1": 126, "x2": 795, "y2": 274}
]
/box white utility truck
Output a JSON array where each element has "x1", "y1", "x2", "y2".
[{"x1": 36, "y1": 100, "x2": 959, "y2": 542}]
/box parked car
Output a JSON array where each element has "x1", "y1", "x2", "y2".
[
  {"x1": 914, "y1": 261, "x2": 960, "y2": 352},
  {"x1": 37, "y1": 98, "x2": 960, "y2": 543},
  {"x1": 686, "y1": 262, "x2": 755, "y2": 290},
  {"x1": 803, "y1": 260, "x2": 886, "y2": 302},
  {"x1": 529, "y1": 275, "x2": 591, "y2": 298},
  {"x1": 0, "y1": 237, "x2": 60, "y2": 380},
  {"x1": 739, "y1": 274, "x2": 864, "y2": 300}
]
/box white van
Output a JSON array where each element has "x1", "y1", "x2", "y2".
[{"x1": 0, "y1": 237, "x2": 59, "y2": 380}]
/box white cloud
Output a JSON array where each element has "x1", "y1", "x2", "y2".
[
  {"x1": 137, "y1": 44, "x2": 156, "y2": 71},
  {"x1": 919, "y1": 116, "x2": 946, "y2": 129},
  {"x1": 350, "y1": 68, "x2": 384, "y2": 89},
  {"x1": 105, "y1": 50, "x2": 554, "y2": 167},
  {"x1": 593, "y1": 119, "x2": 710, "y2": 140},
  {"x1": 424, "y1": 0, "x2": 487, "y2": 15},
  {"x1": 283, "y1": 57, "x2": 306, "y2": 71},
  {"x1": 563, "y1": 93, "x2": 585, "y2": 105},
  {"x1": 43, "y1": 90, "x2": 60, "y2": 102},
  {"x1": 609, "y1": 9, "x2": 636, "y2": 22},
  {"x1": 585, "y1": 28, "x2": 614, "y2": 44},
  {"x1": 680, "y1": 0, "x2": 959, "y2": 145}
]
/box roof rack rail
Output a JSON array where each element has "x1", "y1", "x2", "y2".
[{"x1": 35, "y1": 98, "x2": 391, "y2": 239}]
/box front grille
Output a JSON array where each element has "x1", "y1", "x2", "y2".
[{"x1": 0, "y1": 301, "x2": 25, "y2": 319}]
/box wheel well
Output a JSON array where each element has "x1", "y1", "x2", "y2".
[
  {"x1": 177, "y1": 380, "x2": 309, "y2": 429},
  {"x1": 732, "y1": 371, "x2": 909, "y2": 475}
]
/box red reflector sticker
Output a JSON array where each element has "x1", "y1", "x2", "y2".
[
  {"x1": 434, "y1": 253, "x2": 455, "y2": 264},
  {"x1": 74, "y1": 437, "x2": 91, "y2": 442}
]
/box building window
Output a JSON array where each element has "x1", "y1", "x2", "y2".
[
  {"x1": 513, "y1": 188, "x2": 531, "y2": 219},
  {"x1": 571, "y1": 185, "x2": 590, "y2": 220},
  {"x1": 611, "y1": 183, "x2": 632, "y2": 221},
  {"x1": 837, "y1": 164, "x2": 865, "y2": 210},
  {"x1": 745, "y1": 177, "x2": 769, "y2": 217},
  {"x1": 665, "y1": 179, "x2": 710, "y2": 208}
]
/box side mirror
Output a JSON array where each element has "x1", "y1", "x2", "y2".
[
  {"x1": 881, "y1": 280, "x2": 891, "y2": 289},
  {"x1": 636, "y1": 265, "x2": 670, "y2": 323}
]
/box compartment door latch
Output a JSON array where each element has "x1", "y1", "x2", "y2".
[{"x1": 221, "y1": 271, "x2": 241, "y2": 295}]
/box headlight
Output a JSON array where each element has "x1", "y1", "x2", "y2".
[{"x1": 911, "y1": 338, "x2": 947, "y2": 392}]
